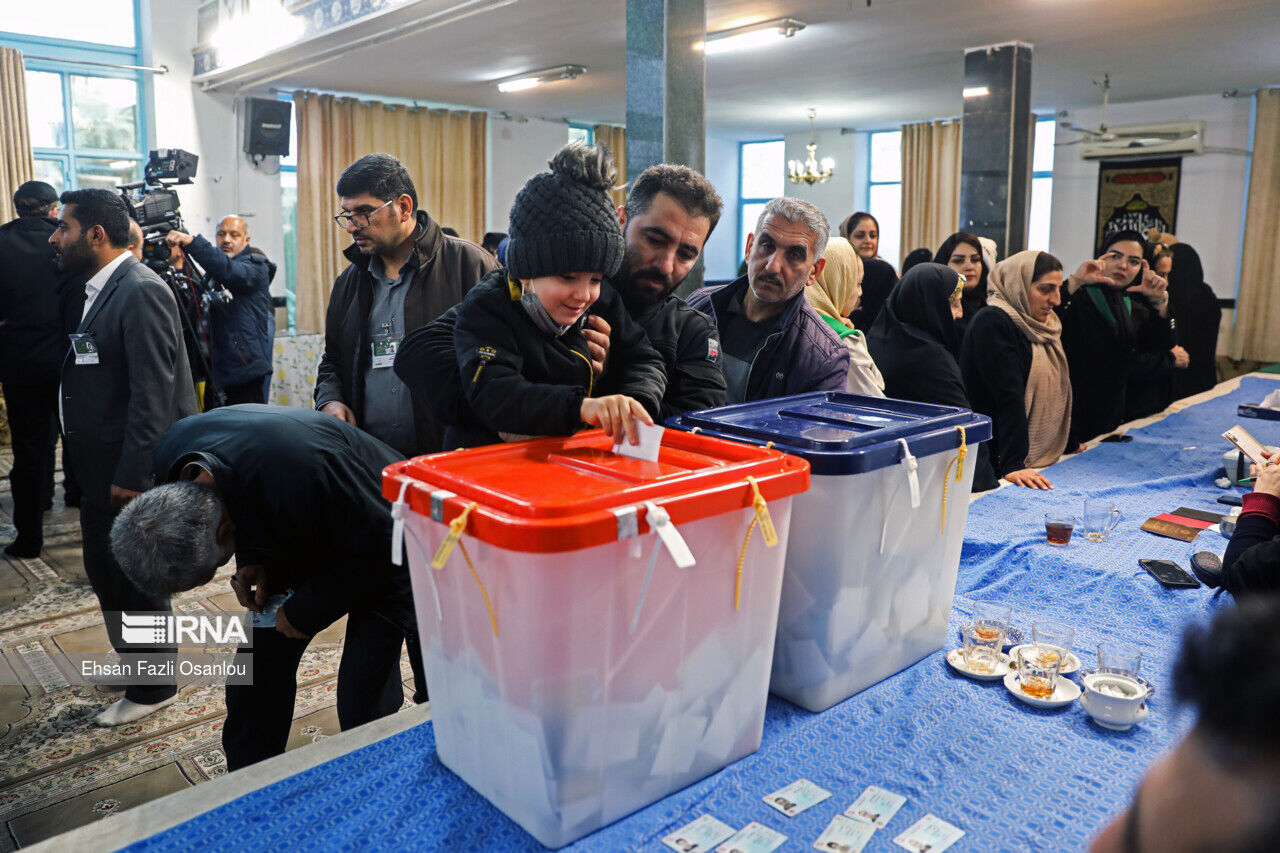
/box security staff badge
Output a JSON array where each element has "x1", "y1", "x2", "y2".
[
  {"x1": 370, "y1": 334, "x2": 400, "y2": 369},
  {"x1": 70, "y1": 333, "x2": 99, "y2": 365}
]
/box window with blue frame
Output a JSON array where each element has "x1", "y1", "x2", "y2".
[
  {"x1": 568, "y1": 125, "x2": 593, "y2": 145},
  {"x1": 3, "y1": 0, "x2": 150, "y2": 194},
  {"x1": 279, "y1": 96, "x2": 298, "y2": 331},
  {"x1": 1027, "y1": 117, "x2": 1056, "y2": 252},
  {"x1": 866, "y1": 129, "x2": 902, "y2": 268},
  {"x1": 738, "y1": 139, "x2": 784, "y2": 265}
]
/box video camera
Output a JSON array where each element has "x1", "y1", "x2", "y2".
[
  {"x1": 119, "y1": 148, "x2": 197, "y2": 269},
  {"x1": 118, "y1": 149, "x2": 224, "y2": 396}
]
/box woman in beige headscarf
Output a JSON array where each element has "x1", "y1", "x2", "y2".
[
  {"x1": 805, "y1": 237, "x2": 885, "y2": 396},
  {"x1": 959, "y1": 250, "x2": 1072, "y2": 489}
]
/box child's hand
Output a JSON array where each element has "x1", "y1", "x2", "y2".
[{"x1": 580, "y1": 395, "x2": 653, "y2": 445}]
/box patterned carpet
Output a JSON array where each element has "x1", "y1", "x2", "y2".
[{"x1": 0, "y1": 445, "x2": 415, "y2": 849}]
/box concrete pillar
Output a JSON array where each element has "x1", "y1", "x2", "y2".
[
  {"x1": 626, "y1": 0, "x2": 707, "y2": 291},
  {"x1": 959, "y1": 42, "x2": 1033, "y2": 259}
]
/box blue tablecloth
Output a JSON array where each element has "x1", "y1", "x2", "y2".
[{"x1": 128, "y1": 378, "x2": 1280, "y2": 852}]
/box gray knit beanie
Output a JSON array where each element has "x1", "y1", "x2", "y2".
[{"x1": 505, "y1": 142, "x2": 625, "y2": 280}]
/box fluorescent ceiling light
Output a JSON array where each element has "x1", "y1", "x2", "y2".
[
  {"x1": 699, "y1": 18, "x2": 806, "y2": 56},
  {"x1": 963, "y1": 86, "x2": 990, "y2": 98},
  {"x1": 495, "y1": 64, "x2": 585, "y2": 93}
]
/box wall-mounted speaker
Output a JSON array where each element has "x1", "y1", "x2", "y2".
[{"x1": 244, "y1": 98, "x2": 292, "y2": 157}]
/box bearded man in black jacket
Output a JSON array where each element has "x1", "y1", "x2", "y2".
[
  {"x1": 110, "y1": 405, "x2": 424, "y2": 771},
  {"x1": 393, "y1": 163, "x2": 727, "y2": 434}
]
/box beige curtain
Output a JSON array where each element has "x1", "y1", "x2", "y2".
[
  {"x1": 0, "y1": 48, "x2": 34, "y2": 223},
  {"x1": 592, "y1": 124, "x2": 627, "y2": 206},
  {"x1": 899, "y1": 119, "x2": 962, "y2": 268},
  {"x1": 1230, "y1": 88, "x2": 1280, "y2": 362},
  {"x1": 293, "y1": 91, "x2": 487, "y2": 333}
]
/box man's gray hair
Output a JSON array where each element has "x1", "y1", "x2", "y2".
[
  {"x1": 110, "y1": 482, "x2": 225, "y2": 595},
  {"x1": 755, "y1": 197, "x2": 831, "y2": 260}
]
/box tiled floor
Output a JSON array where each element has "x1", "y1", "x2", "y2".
[{"x1": 0, "y1": 447, "x2": 415, "y2": 850}]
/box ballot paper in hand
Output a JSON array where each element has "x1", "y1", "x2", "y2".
[{"x1": 613, "y1": 421, "x2": 664, "y2": 462}]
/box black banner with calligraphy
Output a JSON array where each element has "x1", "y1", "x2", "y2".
[{"x1": 1095, "y1": 157, "x2": 1181, "y2": 253}]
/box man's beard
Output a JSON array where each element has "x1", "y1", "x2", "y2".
[
  {"x1": 614, "y1": 261, "x2": 674, "y2": 310},
  {"x1": 54, "y1": 236, "x2": 93, "y2": 275}
]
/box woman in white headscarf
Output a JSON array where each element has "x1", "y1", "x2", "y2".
[
  {"x1": 804, "y1": 237, "x2": 885, "y2": 396},
  {"x1": 959, "y1": 250, "x2": 1072, "y2": 489}
]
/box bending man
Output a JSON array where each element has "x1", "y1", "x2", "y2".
[{"x1": 110, "y1": 404, "x2": 423, "y2": 770}]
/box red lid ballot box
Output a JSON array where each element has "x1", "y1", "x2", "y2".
[{"x1": 383, "y1": 429, "x2": 809, "y2": 848}]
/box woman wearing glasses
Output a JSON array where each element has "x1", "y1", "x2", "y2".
[{"x1": 1056, "y1": 229, "x2": 1174, "y2": 448}]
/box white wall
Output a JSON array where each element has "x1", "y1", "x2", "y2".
[
  {"x1": 149, "y1": 0, "x2": 286, "y2": 297},
  {"x1": 701, "y1": 132, "x2": 741, "y2": 282},
  {"x1": 1047, "y1": 93, "x2": 1252, "y2": 299},
  {"x1": 486, "y1": 116, "x2": 574, "y2": 234},
  {"x1": 782, "y1": 127, "x2": 857, "y2": 241}
]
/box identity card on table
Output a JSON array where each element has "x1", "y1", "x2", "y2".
[
  {"x1": 662, "y1": 815, "x2": 735, "y2": 852},
  {"x1": 763, "y1": 778, "x2": 831, "y2": 817},
  {"x1": 813, "y1": 815, "x2": 876, "y2": 853},
  {"x1": 845, "y1": 785, "x2": 907, "y2": 828},
  {"x1": 716, "y1": 822, "x2": 786, "y2": 853},
  {"x1": 892, "y1": 814, "x2": 965, "y2": 852}
]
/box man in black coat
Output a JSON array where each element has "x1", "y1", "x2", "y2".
[
  {"x1": 0, "y1": 182, "x2": 71, "y2": 556},
  {"x1": 110, "y1": 405, "x2": 425, "y2": 771},
  {"x1": 314, "y1": 154, "x2": 497, "y2": 456},
  {"x1": 53, "y1": 188, "x2": 198, "y2": 726},
  {"x1": 165, "y1": 216, "x2": 277, "y2": 405}
]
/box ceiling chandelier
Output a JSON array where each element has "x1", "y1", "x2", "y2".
[{"x1": 788, "y1": 109, "x2": 835, "y2": 185}]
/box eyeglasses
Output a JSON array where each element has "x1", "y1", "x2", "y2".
[{"x1": 333, "y1": 198, "x2": 395, "y2": 229}]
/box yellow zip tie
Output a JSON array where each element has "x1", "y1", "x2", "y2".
[
  {"x1": 734, "y1": 476, "x2": 779, "y2": 611},
  {"x1": 430, "y1": 502, "x2": 499, "y2": 637},
  {"x1": 765, "y1": 441, "x2": 776, "y2": 449},
  {"x1": 940, "y1": 426, "x2": 969, "y2": 533},
  {"x1": 458, "y1": 540, "x2": 499, "y2": 638}
]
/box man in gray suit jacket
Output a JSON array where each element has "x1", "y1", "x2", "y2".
[{"x1": 52, "y1": 189, "x2": 198, "y2": 727}]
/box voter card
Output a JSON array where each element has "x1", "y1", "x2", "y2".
[
  {"x1": 764, "y1": 778, "x2": 831, "y2": 817},
  {"x1": 249, "y1": 589, "x2": 294, "y2": 629},
  {"x1": 612, "y1": 420, "x2": 664, "y2": 463},
  {"x1": 70, "y1": 334, "x2": 99, "y2": 365},
  {"x1": 662, "y1": 814, "x2": 736, "y2": 852},
  {"x1": 371, "y1": 335, "x2": 400, "y2": 369},
  {"x1": 845, "y1": 785, "x2": 907, "y2": 828},
  {"x1": 892, "y1": 814, "x2": 965, "y2": 853},
  {"x1": 716, "y1": 822, "x2": 786, "y2": 853},
  {"x1": 813, "y1": 814, "x2": 876, "y2": 853},
  {"x1": 1223, "y1": 424, "x2": 1270, "y2": 466}
]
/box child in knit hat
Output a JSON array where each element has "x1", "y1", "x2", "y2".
[{"x1": 442, "y1": 142, "x2": 667, "y2": 449}]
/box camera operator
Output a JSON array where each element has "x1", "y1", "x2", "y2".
[{"x1": 165, "y1": 216, "x2": 276, "y2": 405}]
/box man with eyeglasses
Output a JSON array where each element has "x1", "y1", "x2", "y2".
[
  {"x1": 314, "y1": 153, "x2": 497, "y2": 456},
  {"x1": 1056, "y1": 229, "x2": 1174, "y2": 448}
]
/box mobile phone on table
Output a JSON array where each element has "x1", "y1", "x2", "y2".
[{"x1": 1139, "y1": 558, "x2": 1201, "y2": 589}]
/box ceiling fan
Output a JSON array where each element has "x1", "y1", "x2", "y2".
[{"x1": 1055, "y1": 74, "x2": 1201, "y2": 147}]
